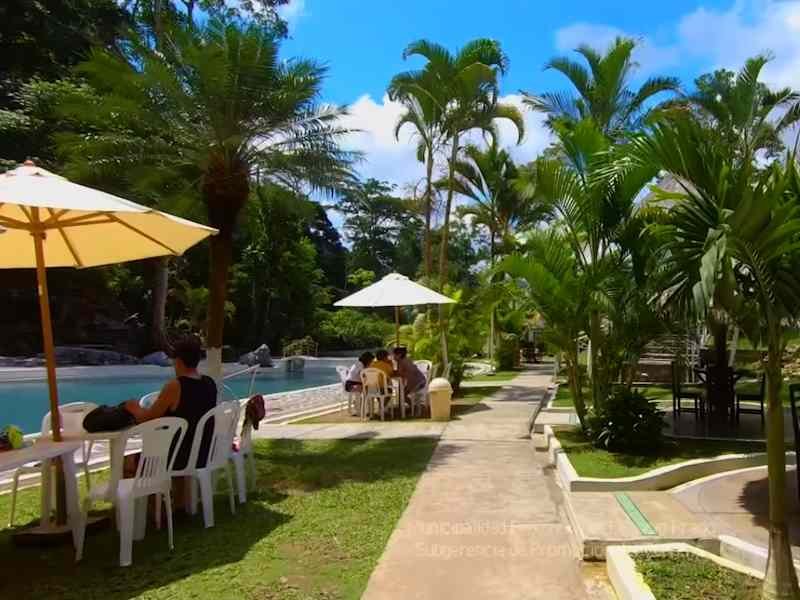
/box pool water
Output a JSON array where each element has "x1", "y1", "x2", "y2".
[{"x1": 1, "y1": 370, "x2": 337, "y2": 434}]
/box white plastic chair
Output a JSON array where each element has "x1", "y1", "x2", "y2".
[
  {"x1": 218, "y1": 383, "x2": 238, "y2": 404},
  {"x1": 79, "y1": 417, "x2": 187, "y2": 567},
  {"x1": 9, "y1": 402, "x2": 97, "y2": 527},
  {"x1": 139, "y1": 391, "x2": 159, "y2": 409},
  {"x1": 231, "y1": 420, "x2": 256, "y2": 504},
  {"x1": 336, "y1": 366, "x2": 360, "y2": 415},
  {"x1": 413, "y1": 361, "x2": 435, "y2": 417},
  {"x1": 174, "y1": 401, "x2": 239, "y2": 528},
  {"x1": 360, "y1": 368, "x2": 392, "y2": 421}
]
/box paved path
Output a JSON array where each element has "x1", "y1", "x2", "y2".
[
  {"x1": 674, "y1": 465, "x2": 800, "y2": 559},
  {"x1": 361, "y1": 366, "x2": 591, "y2": 600}
]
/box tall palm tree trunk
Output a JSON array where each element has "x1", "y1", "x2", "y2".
[
  {"x1": 150, "y1": 257, "x2": 169, "y2": 351},
  {"x1": 437, "y1": 134, "x2": 460, "y2": 368},
  {"x1": 762, "y1": 344, "x2": 800, "y2": 600},
  {"x1": 206, "y1": 232, "x2": 233, "y2": 381},
  {"x1": 203, "y1": 159, "x2": 249, "y2": 381},
  {"x1": 424, "y1": 150, "x2": 434, "y2": 278},
  {"x1": 590, "y1": 309, "x2": 602, "y2": 409},
  {"x1": 438, "y1": 134, "x2": 460, "y2": 287}
]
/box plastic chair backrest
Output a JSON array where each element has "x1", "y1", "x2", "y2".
[
  {"x1": 140, "y1": 391, "x2": 159, "y2": 409},
  {"x1": 191, "y1": 401, "x2": 239, "y2": 471},
  {"x1": 218, "y1": 383, "x2": 239, "y2": 404},
  {"x1": 361, "y1": 368, "x2": 390, "y2": 397},
  {"x1": 240, "y1": 421, "x2": 253, "y2": 454},
  {"x1": 127, "y1": 417, "x2": 187, "y2": 493},
  {"x1": 415, "y1": 360, "x2": 432, "y2": 381},
  {"x1": 336, "y1": 366, "x2": 349, "y2": 386},
  {"x1": 41, "y1": 402, "x2": 99, "y2": 436}
]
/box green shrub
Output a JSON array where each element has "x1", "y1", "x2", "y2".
[
  {"x1": 585, "y1": 387, "x2": 664, "y2": 453},
  {"x1": 496, "y1": 333, "x2": 520, "y2": 370},
  {"x1": 282, "y1": 336, "x2": 317, "y2": 356},
  {"x1": 317, "y1": 309, "x2": 393, "y2": 350}
]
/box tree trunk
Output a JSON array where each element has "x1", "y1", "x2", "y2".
[
  {"x1": 436, "y1": 135, "x2": 459, "y2": 370},
  {"x1": 489, "y1": 227, "x2": 496, "y2": 368},
  {"x1": 566, "y1": 354, "x2": 587, "y2": 427},
  {"x1": 206, "y1": 232, "x2": 233, "y2": 381},
  {"x1": 202, "y1": 156, "x2": 249, "y2": 381},
  {"x1": 590, "y1": 309, "x2": 602, "y2": 409},
  {"x1": 762, "y1": 346, "x2": 800, "y2": 600},
  {"x1": 150, "y1": 257, "x2": 169, "y2": 351},
  {"x1": 423, "y1": 150, "x2": 434, "y2": 279},
  {"x1": 438, "y1": 134, "x2": 460, "y2": 288}
]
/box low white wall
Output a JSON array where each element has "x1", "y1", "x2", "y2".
[{"x1": 543, "y1": 424, "x2": 797, "y2": 492}]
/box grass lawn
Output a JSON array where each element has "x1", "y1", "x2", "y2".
[
  {"x1": 551, "y1": 383, "x2": 674, "y2": 408},
  {"x1": 296, "y1": 386, "x2": 496, "y2": 424},
  {"x1": 466, "y1": 369, "x2": 522, "y2": 382},
  {"x1": 634, "y1": 552, "x2": 760, "y2": 599},
  {"x1": 555, "y1": 427, "x2": 771, "y2": 479},
  {"x1": 0, "y1": 437, "x2": 436, "y2": 600}
]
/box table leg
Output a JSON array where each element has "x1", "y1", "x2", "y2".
[
  {"x1": 60, "y1": 452, "x2": 84, "y2": 559},
  {"x1": 40, "y1": 458, "x2": 52, "y2": 528}
]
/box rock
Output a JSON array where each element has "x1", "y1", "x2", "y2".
[
  {"x1": 48, "y1": 346, "x2": 141, "y2": 366},
  {"x1": 239, "y1": 344, "x2": 273, "y2": 367},
  {"x1": 142, "y1": 351, "x2": 171, "y2": 367}
]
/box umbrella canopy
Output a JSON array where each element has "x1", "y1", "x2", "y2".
[
  {"x1": 0, "y1": 161, "x2": 216, "y2": 442},
  {"x1": 0, "y1": 163, "x2": 216, "y2": 268},
  {"x1": 334, "y1": 273, "x2": 455, "y2": 346},
  {"x1": 334, "y1": 273, "x2": 454, "y2": 308}
]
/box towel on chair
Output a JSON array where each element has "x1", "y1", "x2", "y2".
[{"x1": 245, "y1": 394, "x2": 266, "y2": 430}]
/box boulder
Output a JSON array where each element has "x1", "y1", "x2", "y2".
[
  {"x1": 239, "y1": 344, "x2": 273, "y2": 367},
  {"x1": 142, "y1": 351, "x2": 172, "y2": 367}
]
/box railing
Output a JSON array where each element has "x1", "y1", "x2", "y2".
[{"x1": 222, "y1": 364, "x2": 260, "y2": 398}]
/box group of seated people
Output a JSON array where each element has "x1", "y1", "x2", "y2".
[{"x1": 344, "y1": 346, "x2": 428, "y2": 398}]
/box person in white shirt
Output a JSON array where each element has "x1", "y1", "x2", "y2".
[{"x1": 345, "y1": 352, "x2": 374, "y2": 392}]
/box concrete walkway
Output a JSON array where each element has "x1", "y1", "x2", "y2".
[{"x1": 361, "y1": 366, "x2": 592, "y2": 600}]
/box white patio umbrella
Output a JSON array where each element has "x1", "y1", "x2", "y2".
[
  {"x1": 0, "y1": 161, "x2": 216, "y2": 523},
  {"x1": 334, "y1": 272, "x2": 455, "y2": 346}
]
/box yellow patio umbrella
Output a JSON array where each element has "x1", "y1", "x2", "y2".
[{"x1": 0, "y1": 161, "x2": 216, "y2": 521}]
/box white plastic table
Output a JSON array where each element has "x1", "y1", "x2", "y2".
[{"x1": 0, "y1": 440, "x2": 83, "y2": 556}]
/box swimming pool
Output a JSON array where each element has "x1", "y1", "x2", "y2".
[{"x1": 0, "y1": 369, "x2": 338, "y2": 434}]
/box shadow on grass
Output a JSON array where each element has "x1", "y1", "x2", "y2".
[
  {"x1": 0, "y1": 437, "x2": 440, "y2": 599},
  {"x1": 0, "y1": 500, "x2": 290, "y2": 600}
]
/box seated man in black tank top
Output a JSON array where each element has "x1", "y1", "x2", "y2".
[{"x1": 125, "y1": 335, "x2": 217, "y2": 508}]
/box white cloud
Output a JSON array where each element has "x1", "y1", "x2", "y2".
[
  {"x1": 340, "y1": 93, "x2": 553, "y2": 195},
  {"x1": 278, "y1": 0, "x2": 308, "y2": 28},
  {"x1": 554, "y1": 1, "x2": 800, "y2": 90},
  {"x1": 677, "y1": 0, "x2": 800, "y2": 88},
  {"x1": 554, "y1": 23, "x2": 680, "y2": 77}
]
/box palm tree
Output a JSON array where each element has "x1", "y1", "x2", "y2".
[
  {"x1": 388, "y1": 70, "x2": 444, "y2": 279},
  {"x1": 671, "y1": 55, "x2": 800, "y2": 160},
  {"x1": 60, "y1": 19, "x2": 355, "y2": 377},
  {"x1": 498, "y1": 230, "x2": 590, "y2": 425},
  {"x1": 395, "y1": 39, "x2": 524, "y2": 287},
  {"x1": 452, "y1": 142, "x2": 546, "y2": 264},
  {"x1": 622, "y1": 109, "x2": 800, "y2": 600},
  {"x1": 517, "y1": 117, "x2": 657, "y2": 407},
  {"x1": 451, "y1": 142, "x2": 547, "y2": 366},
  {"x1": 523, "y1": 36, "x2": 679, "y2": 138}
]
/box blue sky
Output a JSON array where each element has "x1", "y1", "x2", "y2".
[{"x1": 275, "y1": 0, "x2": 800, "y2": 195}]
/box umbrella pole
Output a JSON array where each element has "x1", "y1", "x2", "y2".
[
  {"x1": 395, "y1": 306, "x2": 400, "y2": 348},
  {"x1": 33, "y1": 225, "x2": 67, "y2": 525}
]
